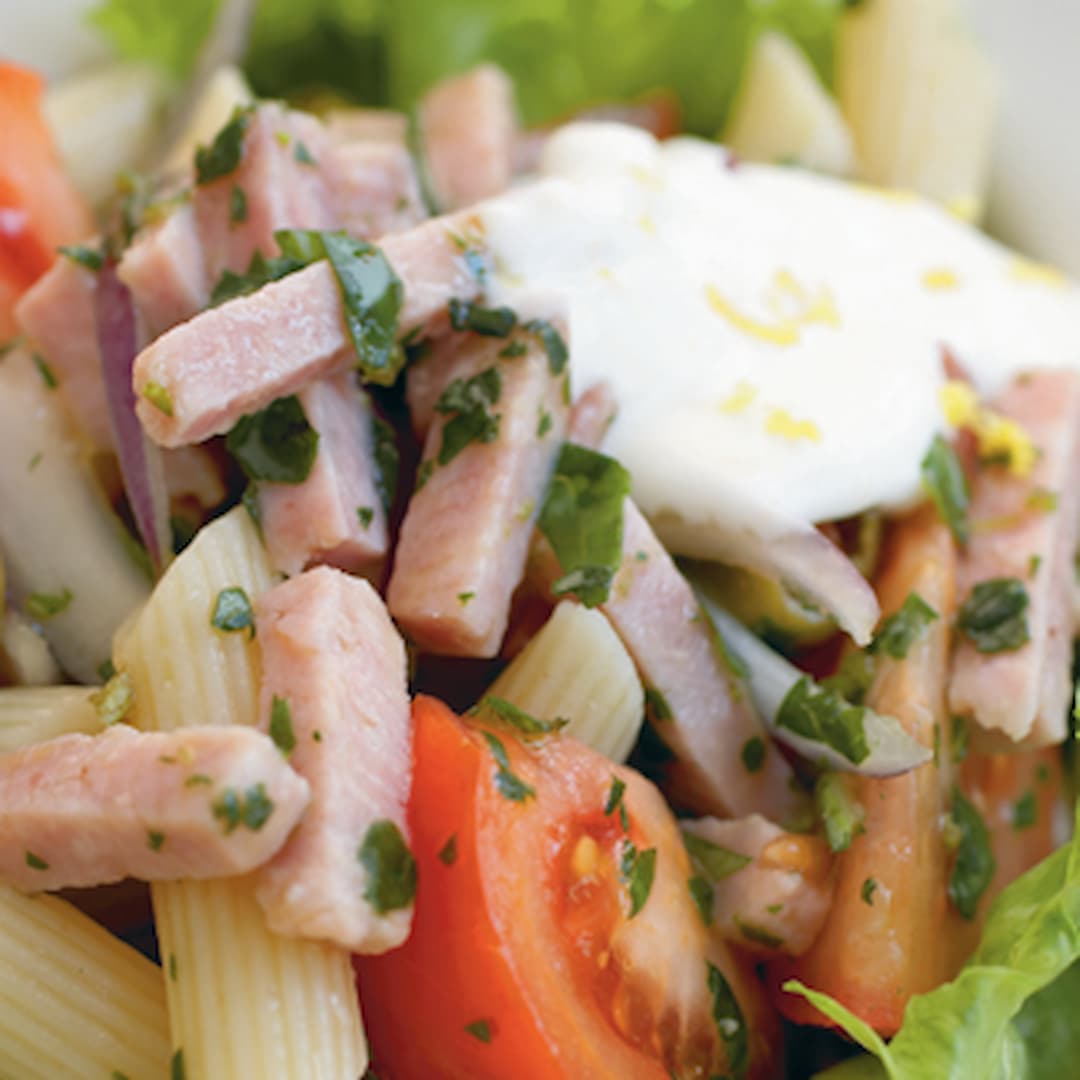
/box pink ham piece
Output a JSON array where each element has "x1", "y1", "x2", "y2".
[
  {"x1": 14, "y1": 257, "x2": 113, "y2": 454},
  {"x1": 388, "y1": 329, "x2": 569, "y2": 657},
  {"x1": 949, "y1": 370, "x2": 1080, "y2": 747},
  {"x1": 259, "y1": 372, "x2": 389, "y2": 580},
  {"x1": 330, "y1": 141, "x2": 427, "y2": 239},
  {"x1": 133, "y1": 210, "x2": 490, "y2": 448},
  {"x1": 254, "y1": 567, "x2": 413, "y2": 953},
  {"x1": 418, "y1": 64, "x2": 517, "y2": 210},
  {"x1": 681, "y1": 814, "x2": 834, "y2": 957},
  {"x1": 566, "y1": 380, "x2": 618, "y2": 448},
  {"x1": 0, "y1": 724, "x2": 310, "y2": 892}
]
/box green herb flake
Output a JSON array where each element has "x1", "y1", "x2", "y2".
[
  {"x1": 619, "y1": 841, "x2": 657, "y2": 918},
  {"x1": 58, "y1": 244, "x2": 104, "y2": 271},
  {"x1": 537, "y1": 408, "x2": 553, "y2": 437},
  {"x1": 142, "y1": 380, "x2": 174, "y2": 416},
  {"x1": 89, "y1": 670, "x2": 134, "y2": 726},
  {"x1": 957, "y1": 577, "x2": 1031, "y2": 654},
  {"x1": 212, "y1": 783, "x2": 275, "y2": 834},
  {"x1": 184, "y1": 773, "x2": 212, "y2": 788},
  {"x1": 472, "y1": 696, "x2": 567, "y2": 739},
  {"x1": 168, "y1": 953, "x2": 178, "y2": 981},
  {"x1": 481, "y1": 731, "x2": 536, "y2": 802},
  {"x1": 171, "y1": 1048, "x2": 185, "y2": 1080},
  {"x1": 1027, "y1": 487, "x2": 1058, "y2": 513},
  {"x1": 683, "y1": 831, "x2": 752, "y2": 881},
  {"x1": 415, "y1": 460, "x2": 434, "y2": 491},
  {"x1": 538, "y1": 443, "x2": 631, "y2": 608},
  {"x1": 229, "y1": 185, "x2": 248, "y2": 225},
  {"x1": 951, "y1": 715, "x2": 970, "y2": 763},
  {"x1": 457, "y1": 591, "x2": 475, "y2": 606},
  {"x1": 274, "y1": 130, "x2": 290, "y2": 148},
  {"x1": 293, "y1": 140, "x2": 317, "y2": 165},
  {"x1": 707, "y1": 962, "x2": 749, "y2": 1080},
  {"x1": 226, "y1": 395, "x2": 319, "y2": 484},
  {"x1": 777, "y1": 676, "x2": 871, "y2": 765},
  {"x1": 869, "y1": 591, "x2": 939, "y2": 660},
  {"x1": 448, "y1": 299, "x2": 517, "y2": 337},
  {"x1": 1012, "y1": 789, "x2": 1037, "y2": 830},
  {"x1": 821, "y1": 649, "x2": 876, "y2": 706},
  {"x1": 112, "y1": 1071, "x2": 131, "y2": 1080},
  {"x1": 148, "y1": 830, "x2": 165, "y2": 852},
  {"x1": 688, "y1": 875, "x2": 714, "y2": 925},
  {"x1": 604, "y1": 775, "x2": 630, "y2": 832},
  {"x1": 735, "y1": 917, "x2": 784, "y2": 950},
  {"x1": 464, "y1": 1019, "x2": 493, "y2": 1043},
  {"x1": 358, "y1": 819, "x2": 417, "y2": 914},
  {"x1": 33, "y1": 353, "x2": 58, "y2": 389},
  {"x1": 434, "y1": 367, "x2": 502, "y2": 466},
  {"x1": 438, "y1": 834, "x2": 458, "y2": 866},
  {"x1": 921, "y1": 433, "x2": 970, "y2": 544},
  {"x1": 372, "y1": 417, "x2": 400, "y2": 510},
  {"x1": 210, "y1": 587, "x2": 255, "y2": 637},
  {"x1": 1029, "y1": 553, "x2": 1042, "y2": 579},
  {"x1": 195, "y1": 106, "x2": 253, "y2": 185},
  {"x1": 500, "y1": 339, "x2": 528, "y2": 359},
  {"x1": 815, "y1": 772, "x2": 866, "y2": 853},
  {"x1": 356, "y1": 506, "x2": 375, "y2": 529},
  {"x1": 861, "y1": 877, "x2": 878, "y2": 905},
  {"x1": 741, "y1": 736, "x2": 766, "y2": 774},
  {"x1": 25, "y1": 851, "x2": 49, "y2": 871},
  {"x1": 644, "y1": 686, "x2": 673, "y2": 723},
  {"x1": 766, "y1": 902, "x2": 784, "y2": 915},
  {"x1": 24, "y1": 587, "x2": 73, "y2": 621},
  {"x1": 269, "y1": 696, "x2": 297, "y2": 756},
  {"x1": 523, "y1": 318, "x2": 569, "y2": 374},
  {"x1": 312, "y1": 730, "x2": 323, "y2": 743},
  {"x1": 1036, "y1": 762, "x2": 1051, "y2": 785},
  {"x1": 97, "y1": 659, "x2": 117, "y2": 681},
  {"x1": 948, "y1": 786, "x2": 996, "y2": 920},
  {"x1": 27, "y1": 449, "x2": 46, "y2": 470}
]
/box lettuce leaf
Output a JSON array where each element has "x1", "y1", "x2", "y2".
[
  {"x1": 88, "y1": 0, "x2": 220, "y2": 78},
  {"x1": 793, "y1": 802, "x2": 1080, "y2": 1080}
]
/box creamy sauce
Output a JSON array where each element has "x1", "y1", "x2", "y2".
[{"x1": 479, "y1": 123, "x2": 1080, "y2": 558}]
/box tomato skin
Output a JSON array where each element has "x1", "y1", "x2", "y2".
[{"x1": 356, "y1": 696, "x2": 778, "y2": 1080}]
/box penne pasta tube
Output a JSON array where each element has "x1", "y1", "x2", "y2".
[
  {"x1": 0, "y1": 684, "x2": 100, "y2": 753},
  {"x1": 116, "y1": 508, "x2": 367, "y2": 1079},
  {"x1": 0, "y1": 884, "x2": 170, "y2": 1080},
  {"x1": 486, "y1": 601, "x2": 645, "y2": 762}
]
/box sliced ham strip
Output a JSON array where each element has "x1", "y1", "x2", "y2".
[
  {"x1": 254, "y1": 567, "x2": 413, "y2": 953},
  {"x1": 118, "y1": 202, "x2": 210, "y2": 339},
  {"x1": 681, "y1": 814, "x2": 834, "y2": 957},
  {"x1": 388, "y1": 330, "x2": 568, "y2": 657},
  {"x1": 14, "y1": 258, "x2": 113, "y2": 454},
  {"x1": 133, "y1": 211, "x2": 489, "y2": 447},
  {"x1": 330, "y1": 141, "x2": 427, "y2": 239},
  {"x1": 418, "y1": 64, "x2": 517, "y2": 210},
  {"x1": 259, "y1": 372, "x2": 389, "y2": 580},
  {"x1": 949, "y1": 370, "x2": 1080, "y2": 747},
  {"x1": 0, "y1": 724, "x2": 310, "y2": 892}
]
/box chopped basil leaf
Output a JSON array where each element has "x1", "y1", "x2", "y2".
[
  {"x1": 24, "y1": 587, "x2": 73, "y2": 621},
  {"x1": 921, "y1": 433, "x2": 970, "y2": 543},
  {"x1": 948, "y1": 786, "x2": 996, "y2": 920},
  {"x1": 269, "y1": 696, "x2": 296, "y2": 756},
  {"x1": 815, "y1": 772, "x2": 865, "y2": 853},
  {"x1": 741, "y1": 736, "x2": 766, "y2": 773},
  {"x1": 89, "y1": 671, "x2": 134, "y2": 726},
  {"x1": 25, "y1": 851, "x2": 48, "y2": 871},
  {"x1": 212, "y1": 783, "x2": 275, "y2": 834},
  {"x1": 537, "y1": 408, "x2": 553, "y2": 437},
  {"x1": 358, "y1": 819, "x2": 417, "y2": 914},
  {"x1": 707, "y1": 962, "x2": 749, "y2": 1080},
  {"x1": 957, "y1": 577, "x2": 1031, "y2": 654},
  {"x1": 523, "y1": 319, "x2": 569, "y2": 374},
  {"x1": 142, "y1": 380, "x2": 173, "y2": 416},
  {"x1": 293, "y1": 140, "x2": 317, "y2": 165},
  {"x1": 604, "y1": 776, "x2": 627, "y2": 817},
  {"x1": 644, "y1": 686, "x2": 673, "y2": 723},
  {"x1": 869, "y1": 591, "x2": 939, "y2": 660},
  {"x1": 500, "y1": 339, "x2": 528, "y2": 359},
  {"x1": 777, "y1": 676, "x2": 871, "y2": 765},
  {"x1": 735, "y1": 917, "x2": 784, "y2": 950},
  {"x1": 357, "y1": 506, "x2": 374, "y2": 529},
  {"x1": 1012, "y1": 789, "x2": 1037, "y2": 830},
  {"x1": 538, "y1": 443, "x2": 631, "y2": 608},
  {"x1": 683, "y1": 831, "x2": 752, "y2": 881},
  {"x1": 1029, "y1": 553, "x2": 1042, "y2": 578},
  {"x1": 58, "y1": 244, "x2": 104, "y2": 271},
  {"x1": 457, "y1": 591, "x2": 474, "y2": 606},
  {"x1": 148, "y1": 830, "x2": 165, "y2": 852},
  {"x1": 97, "y1": 659, "x2": 117, "y2": 682},
  {"x1": 171, "y1": 1048, "x2": 185, "y2": 1080},
  {"x1": 619, "y1": 841, "x2": 657, "y2": 918},
  {"x1": 861, "y1": 877, "x2": 878, "y2": 905},
  {"x1": 481, "y1": 731, "x2": 536, "y2": 802},
  {"x1": 820, "y1": 649, "x2": 876, "y2": 705},
  {"x1": 433, "y1": 367, "x2": 502, "y2": 466},
  {"x1": 210, "y1": 248, "x2": 305, "y2": 305},
  {"x1": 229, "y1": 185, "x2": 248, "y2": 225},
  {"x1": 226, "y1": 395, "x2": 319, "y2": 484},
  {"x1": 689, "y1": 875, "x2": 714, "y2": 925},
  {"x1": 438, "y1": 834, "x2": 458, "y2": 866},
  {"x1": 33, "y1": 353, "x2": 57, "y2": 389},
  {"x1": 372, "y1": 416, "x2": 399, "y2": 510},
  {"x1": 471, "y1": 695, "x2": 567, "y2": 738},
  {"x1": 448, "y1": 299, "x2": 517, "y2": 337},
  {"x1": 210, "y1": 587, "x2": 255, "y2": 637},
  {"x1": 195, "y1": 106, "x2": 253, "y2": 184},
  {"x1": 464, "y1": 1019, "x2": 492, "y2": 1043}
]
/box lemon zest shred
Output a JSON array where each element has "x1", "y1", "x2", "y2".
[
  {"x1": 768, "y1": 270, "x2": 841, "y2": 328},
  {"x1": 922, "y1": 268, "x2": 960, "y2": 291},
  {"x1": 765, "y1": 408, "x2": 822, "y2": 443},
  {"x1": 1009, "y1": 258, "x2": 1067, "y2": 289},
  {"x1": 940, "y1": 380, "x2": 1038, "y2": 477},
  {"x1": 705, "y1": 284, "x2": 799, "y2": 346},
  {"x1": 940, "y1": 380, "x2": 980, "y2": 427},
  {"x1": 719, "y1": 381, "x2": 758, "y2": 415}
]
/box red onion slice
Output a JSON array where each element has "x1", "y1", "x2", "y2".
[{"x1": 94, "y1": 261, "x2": 172, "y2": 572}]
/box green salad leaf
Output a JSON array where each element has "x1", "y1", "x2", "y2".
[{"x1": 796, "y1": 799, "x2": 1080, "y2": 1080}]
